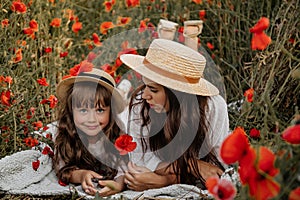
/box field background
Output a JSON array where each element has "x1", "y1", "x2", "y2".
[{"x1": 0, "y1": 0, "x2": 299, "y2": 199}]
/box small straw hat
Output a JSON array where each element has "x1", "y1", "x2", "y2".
[
  {"x1": 120, "y1": 38, "x2": 219, "y2": 96},
  {"x1": 56, "y1": 68, "x2": 124, "y2": 112}
]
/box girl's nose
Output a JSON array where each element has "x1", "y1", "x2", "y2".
[
  {"x1": 142, "y1": 87, "x2": 151, "y2": 100},
  {"x1": 87, "y1": 110, "x2": 97, "y2": 122}
]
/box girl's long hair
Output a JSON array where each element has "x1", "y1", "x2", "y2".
[
  {"x1": 53, "y1": 82, "x2": 120, "y2": 184},
  {"x1": 129, "y1": 85, "x2": 224, "y2": 188}
]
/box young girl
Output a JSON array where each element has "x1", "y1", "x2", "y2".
[
  {"x1": 119, "y1": 39, "x2": 230, "y2": 191},
  {"x1": 53, "y1": 68, "x2": 126, "y2": 196}
]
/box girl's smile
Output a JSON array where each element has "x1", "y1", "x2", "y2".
[{"x1": 73, "y1": 106, "x2": 110, "y2": 138}]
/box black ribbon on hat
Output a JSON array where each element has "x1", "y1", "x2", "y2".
[{"x1": 78, "y1": 72, "x2": 114, "y2": 87}]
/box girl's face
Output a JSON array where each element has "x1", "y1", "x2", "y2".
[
  {"x1": 141, "y1": 76, "x2": 169, "y2": 113},
  {"x1": 73, "y1": 105, "x2": 110, "y2": 138}
]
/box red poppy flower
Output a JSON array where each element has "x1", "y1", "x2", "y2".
[
  {"x1": 289, "y1": 187, "x2": 300, "y2": 200},
  {"x1": 250, "y1": 17, "x2": 270, "y2": 33},
  {"x1": 114, "y1": 134, "x2": 137, "y2": 155},
  {"x1": 199, "y1": 10, "x2": 206, "y2": 20},
  {"x1": 29, "y1": 20, "x2": 38, "y2": 32},
  {"x1": 50, "y1": 18, "x2": 61, "y2": 27},
  {"x1": 206, "y1": 176, "x2": 236, "y2": 200},
  {"x1": 58, "y1": 179, "x2": 68, "y2": 186},
  {"x1": 101, "y1": 63, "x2": 113, "y2": 72},
  {"x1": 78, "y1": 60, "x2": 94, "y2": 73},
  {"x1": 257, "y1": 147, "x2": 279, "y2": 177},
  {"x1": 248, "y1": 175, "x2": 280, "y2": 200},
  {"x1": 37, "y1": 78, "x2": 49, "y2": 86},
  {"x1": 72, "y1": 21, "x2": 82, "y2": 33},
  {"x1": 1, "y1": 19, "x2": 9, "y2": 28},
  {"x1": 48, "y1": 95, "x2": 58, "y2": 108},
  {"x1": 100, "y1": 21, "x2": 114, "y2": 35},
  {"x1": 178, "y1": 26, "x2": 185, "y2": 43},
  {"x1": 250, "y1": 32, "x2": 271, "y2": 50},
  {"x1": 69, "y1": 64, "x2": 81, "y2": 76},
  {"x1": 23, "y1": 27, "x2": 35, "y2": 39},
  {"x1": 193, "y1": 0, "x2": 203, "y2": 4},
  {"x1": 207, "y1": 42, "x2": 214, "y2": 50},
  {"x1": 92, "y1": 33, "x2": 102, "y2": 46},
  {"x1": 238, "y1": 147, "x2": 257, "y2": 184},
  {"x1": 13, "y1": 48, "x2": 23, "y2": 63},
  {"x1": 32, "y1": 159, "x2": 40, "y2": 171},
  {"x1": 117, "y1": 16, "x2": 132, "y2": 26},
  {"x1": 125, "y1": 0, "x2": 140, "y2": 8},
  {"x1": 103, "y1": 1, "x2": 114, "y2": 12},
  {"x1": 138, "y1": 19, "x2": 147, "y2": 33},
  {"x1": 33, "y1": 121, "x2": 43, "y2": 130},
  {"x1": 281, "y1": 124, "x2": 300, "y2": 144},
  {"x1": 44, "y1": 47, "x2": 52, "y2": 53},
  {"x1": 220, "y1": 127, "x2": 250, "y2": 164},
  {"x1": 250, "y1": 17, "x2": 271, "y2": 50},
  {"x1": 116, "y1": 48, "x2": 137, "y2": 67},
  {"x1": 244, "y1": 88, "x2": 254, "y2": 103},
  {"x1": 249, "y1": 128, "x2": 260, "y2": 138},
  {"x1": 3, "y1": 76, "x2": 13, "y2": 84},
  {"x1": 59, "y1": 51, "x2": 68, "y2": 58},
  {"x1": 42, "y1": 146, "x2": 54, "y2": 157},
  {"x1": 26, "y1": 107, "x2": 35, "y2": 119},
  {"x1": 11, "y1": 1, "x2": 27, "y2": 13},
  {"x1": 1, "y1": 90, "x2": 12, "y2": 107},
  {"x1": 24, "y1": 137, "x2": 39, "y2": 147}
]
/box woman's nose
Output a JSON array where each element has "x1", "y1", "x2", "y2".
[{"x1": 142, "y1": 87, "x2": 151, "y2": 100}]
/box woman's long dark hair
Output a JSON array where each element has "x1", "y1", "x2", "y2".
[
  {"x1": 129, "y1": 84, "x2": 224, "y2": 188},
  {"x1": 53, "y1": 81, "x2": 121, "y2": 184}
]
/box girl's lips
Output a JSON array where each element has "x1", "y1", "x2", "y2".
[{"x1": 86, "y1": 126, "x2": 99, "y2": 130}]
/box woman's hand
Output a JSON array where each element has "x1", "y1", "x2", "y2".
[
  {"x1": 191, "y1": 160, "x2": 224, "y2": 180},
  {"x1": 124, "y1": 161, "x2": 175, "y2": 191}
]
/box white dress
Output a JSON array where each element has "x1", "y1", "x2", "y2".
[{"x1": 117, "y1": 94, "x2": 230, "y2": 171}]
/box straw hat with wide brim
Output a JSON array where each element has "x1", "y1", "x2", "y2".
[
  {"x1": 120, "y1": 38, "x2": 219, "y2": 96},
  {"x1": 56, "y1": 68, "x2": 124, "y2": 112}
]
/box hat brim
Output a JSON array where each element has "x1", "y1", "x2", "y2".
[
  {"x1": 120, "y1": 54, "x2": 219, "y2": 96},
  {"x1": 56, "y1": 76, "x2": 125, "y2": 113}
]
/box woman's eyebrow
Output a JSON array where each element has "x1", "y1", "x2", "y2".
[{"x1": 145, "y1": 84, "x2": 157, "y2": 89}]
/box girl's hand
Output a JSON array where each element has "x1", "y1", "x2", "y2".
[
  {"x1": 96, "y1": 180, "x2": 124, "y2": 196},
  {"x1": 78, "y1": 170, "x2": 103, "y2": 195}
]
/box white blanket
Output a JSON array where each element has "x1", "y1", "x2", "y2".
[
  {"x1": 0, "y1": 150, "x2": 207, "y2": 199},
  {"x1": 0, "y1": 149, "x2": 238, "y2": 199}
]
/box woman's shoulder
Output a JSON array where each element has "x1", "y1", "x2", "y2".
[{"x1": 208, "y1": 95, "x2": 227, "y2": 110}]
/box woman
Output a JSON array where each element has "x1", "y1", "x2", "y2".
[{"x1": 119, "y1": 38, "x2": 230, "y2": 191}]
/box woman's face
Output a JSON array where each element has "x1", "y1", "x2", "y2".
[
  {"x1": 141, "y1": 76, "x2": 169, "y2": 113},
  {"x1": 73, "y1": 104, "x2": 110, "y2": 138}
]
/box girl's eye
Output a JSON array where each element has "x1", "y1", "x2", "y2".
[
  {"x1": 79, "y1": 109, "x2": 88, "y2": 113},
  {"x1": 96, "y1": 108, "x2": 105, "y2": 113}
]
